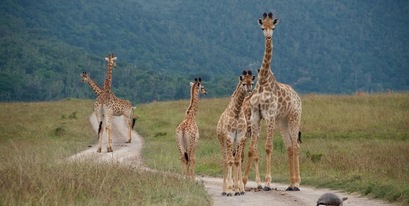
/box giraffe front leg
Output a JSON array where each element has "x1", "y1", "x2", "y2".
[
  {"x1": 233, "y1": 151, "x2": 242, "y2": 196},
  {"x1": 226, "y1": 140, "x2": 234, "y2": 196},
  {"x1": 237, "y1": 138, "x2": 246, "y2": 195},
  {"x1": 263, "y1": 120, "x2": 275, "y2": 191}
]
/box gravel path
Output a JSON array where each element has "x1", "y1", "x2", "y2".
[{"x1": 69, "y1": 114, "x2": 395, "y2": 206}]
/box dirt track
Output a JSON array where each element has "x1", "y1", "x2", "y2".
[{"x1": 69, "y1": 114, "x2": 394, "y2": 206}]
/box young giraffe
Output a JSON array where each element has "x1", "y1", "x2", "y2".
[
  {"x1": 217, "y1": 70, "x2": 255, "y2": 196},
  {"x1": 81, "y1": 72, "x2": 136, "y2": 149},
  {"x1": 243, "y1": 12, "x2": 302, "y2": 191},
  {"x1": 176, "y1": 78, "x2": 207, "y2": 178}
]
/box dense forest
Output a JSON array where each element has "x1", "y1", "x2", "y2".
[{"x1": 0, "y1": 0, "x2": 408, "y2": 103}]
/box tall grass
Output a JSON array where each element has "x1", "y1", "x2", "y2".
[
  {"x1": 0, "y1": 99, "x2": 211, "y2": 206},
  {"x1": 136, "y1": 93, "x2": 409, "y2": 204}
]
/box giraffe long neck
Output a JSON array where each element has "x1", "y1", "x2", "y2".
[
  {"x1": 258, "y1": 37, "x2": 275, "y2": 84},
  {"x1": 87, "y1": 77, "x2": 103, "y2": 96},
  {"x1": 103, "y1": 62, "x2": 114, "y2": 91},
  {"x1": 186, "y1": 84, "x2": 200, "y2": 117},
  {"x1": 229, "y1": 84, "x2": 247, "y2": 116}
]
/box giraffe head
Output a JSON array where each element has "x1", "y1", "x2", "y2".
[
  {"x1": 105, "y1": 53, "x2": 117, "y2": 68},
  {"x1": 240, "y1": 70, "x2": 256, "y2": 93},
  {"x1": 81, "y1": 71, "x2": 90, "y2": 82},
  {"x1": 258, "y1": 12, "x2": 279, "y2": 39},
  {"x1": 190, "y1": 78, "x2": 207, "y2": 95}
]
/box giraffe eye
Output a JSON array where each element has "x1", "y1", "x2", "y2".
[{"x1": 261, "y1": 28, "x2": 265, "y2": 31}]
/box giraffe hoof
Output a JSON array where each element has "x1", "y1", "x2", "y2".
[
  {"x1": 240, "y1": 191, "x2": 245, "y2": 195},
  {"x1": 257, "y1": 185, "x2": 263, "y2": 190},
  {"x1": 126, "y1": 140, "x2": 131, "y2": 143},
  {"x1": 234, "y1": 192, "x2": 241, "y2": 196},
  {"x1": 227, "y1": 193, "x2": 233, "y2": 197},
  {"x1": 263, "y1": 186, "x2": 271, "y2": 191},
  {"x1": 221, "y1": 192, "x2": 227, "y2": 196},
  {"x1": 97, "y1": 148, "x2": 102, "y2": 153},
  {"x1": 285, "y1": 186, "x2": 300, "y2": 191}
]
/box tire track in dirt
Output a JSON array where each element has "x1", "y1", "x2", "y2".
[{"x1": 69, "y1": 114, "x2": 394, "y2": 206}]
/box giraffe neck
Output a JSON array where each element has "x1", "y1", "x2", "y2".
[
  {"x1": 103, "y1": 62, "x2": 114, "y2": 91},
  {"x1": 86, "y1": 77, "x2": 102, "y2": 96},
  {"x1": 258, "y1": 37, "x2": 275, "y2": 84},
  {"x1": 186, "y1": 84, "x2": 200, "y2": 117},
  {"x1": 229, "y1": 84, "x2": 247, "y2": 116}
]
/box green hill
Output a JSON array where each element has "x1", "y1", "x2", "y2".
[{"x1": 1, "y1": 0, "x2": 408, "y2": 102}]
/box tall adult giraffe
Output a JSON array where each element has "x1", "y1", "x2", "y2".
[
  {"x1": 242, "y1": 12, "x2": 302, "y2": 191},
  {"x1": 217, "y1": 70, "x2": 255, "y2": 196},
  {"x1": 175, "y1": 78, "x2": 207, "y2": 178},
  {"x1": 81, "y1": 71, "x2": 136, "y2": 151}
]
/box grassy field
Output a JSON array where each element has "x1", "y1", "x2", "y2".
[
  {"x1": 0, "y1": 93, "x2": 408, "y2": 205},
  {"x1": 136, "y1": 92, "x2": 409, "y2": 205},
  {"x1": 0, "y1": 99, "x2": 210, "y2": 206}
]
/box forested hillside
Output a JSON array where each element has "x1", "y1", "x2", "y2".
[{"x1": 0, "y1": 0, "x2": 408, "y2": 103}]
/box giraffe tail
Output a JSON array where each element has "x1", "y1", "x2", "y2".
[
  {"x1": 97, "y1": 121, "x2": 103, "y2": 139},
  {"x1": 298, "y1": 131, "x2": 302, "y2": 144},
  {"x1": 184, "y1": 152, "x2": 189, "y2": 162},
  {"x1": 132, "y1": 118, "x2": 137, "y2": 129}
]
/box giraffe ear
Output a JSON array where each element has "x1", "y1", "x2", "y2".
[
  {"x1": 252, "y1": 75, "x2": 256, "y2": 81},
  {"x1": 105, "y1": 57, "x2": 109, "y2": 61},
  {"x1": 258, "y1": 18, "x2": 263, "y2": 26},
  {"x1": 113, "y1": 57, "x2": 117, "y2": 61},
  {"x1": 273, "y1": 18, "x2": 279, "y2": 25},
  {"x1": 190, "y1": 82, "x2": 194, "y2": 87}
]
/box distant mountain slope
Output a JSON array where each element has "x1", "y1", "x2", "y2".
[{"x1": 0, "y1": 0, "x2": 408, "y2": 102}]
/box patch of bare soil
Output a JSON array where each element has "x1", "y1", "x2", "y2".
[{"x1": 69, "y1": 113, "x2": 394, "y2": 206}]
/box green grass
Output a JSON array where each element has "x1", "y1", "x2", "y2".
[
  {"x1": 136, "y1": 92, "x2": 409, "y2": 205},
  {"x1": 1, "y1": 93, "x2": 408, "y2": 205},
  {"x1": 0, "y1": 99, "x2": 211, "y2": 206}
]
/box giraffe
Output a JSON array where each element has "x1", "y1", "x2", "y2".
[
  {"x1": 175, "y1": 78, "x2": 207, "y2": 178},
  {"x1": 242, "y1": 12, "x2": 302, "y2": 191},
  {"x1": 217, "y1": 70, "x2": 255, "y2": 196},
  {"x1": 92, "y1": 54, "x2": 136, "y2": 153},
  {"x1": 81, "y1": 71, "x2": 136, "y2": 152}
]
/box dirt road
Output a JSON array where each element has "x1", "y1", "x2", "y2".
[{"x1": 69, "y1": 114, "x2": 394, "y2": 206}]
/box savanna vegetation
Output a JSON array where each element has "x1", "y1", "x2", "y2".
[
  {"x1": 0, "y1": 99, "x2": 211, "y2": 206},
  {"x1": 0, "y1": 93, "x2": 408, "y2": 205},
  {"x1": 136, "y1": 92, "x2": 409, "y2": 205}
]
